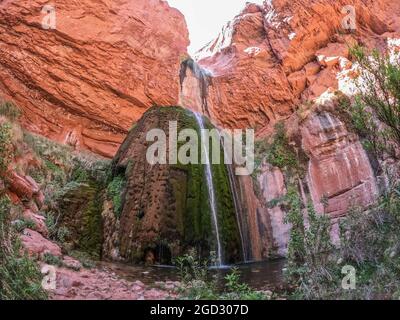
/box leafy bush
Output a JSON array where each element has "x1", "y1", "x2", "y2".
[
  {"x1": 56, "y1": 226, "x2": 70, "y2": 243},
  {"x1": 284, "y1": 185, "x2": 306, "y2": 272},
  {"x1": 44, "y1": 212, "x2": 70, "y2": 244},
  {"x1": 347, "y1": 46, "x2": 400, "y2": 158},
  {"x1": 290, "y1": 186, "x2": 400, "y2": 300},
  {"x1": 223, "y1": 268, "x2": 266, "y2": 300},
  {"x1": 43, "y1": 253, "x2": 62, "y2": 267},
  {"x1": 0, "y1": 196, "x2": 47, "y2": 300}
]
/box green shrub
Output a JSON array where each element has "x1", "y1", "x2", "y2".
[
  {"x1": 13, "y1": 218, "x2": 36, "y2": 233},
  {"x1": 56, "y1": 226, "x2": 70, "y2": 243},
  {"x1": 43, "y1": 253, "x2": 62, "y2": 267},
  {"x1": 347, "y1": 46, "x2": 400, "y2": 158},
  {"x1": 284, "y1": 185, "x2": 306, "y2": 273},
  {"x1": 0, "y1": 196, "x2": 47, "y2": 300},
  {"x1": 285, "y1": 180, "x2": 400, "y2": 300},
  {"x1": 223, "y1": 268, "x2": 266, "y2": 300}
]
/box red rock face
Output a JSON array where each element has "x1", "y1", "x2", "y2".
[
  {"x1": 0, "y1": 0, "x2": 189, "y2": 157},
  {"x1": 21, "y1": 228, "x2": 62, "y2": 258},
  {"x1": 191, "y1": 3, "x2": 294, "y2": 129},
  {"x1": 185, "y1": 0, "x2": 399, "y2": 256},
  {"x1": 257, "y1": 165, "x2": 289, "y2": 256},
  {"x1": 183, "y1": 0, "x2": 400, "y2": 131},
  {"x1": 301, "y1": 111, "x2": 379, "y2": 218}
]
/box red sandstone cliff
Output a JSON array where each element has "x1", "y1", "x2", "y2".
[
  {"x1": 182, "y1": 0, "x2": 400, "y2": 131},
  {"x1": 2, "y1": 0, "x2": 400, "y2": 262},
  {"x1": 0, "y1": 0, "x2": 189, "y2": 157},
  {"x1": 179, "y1": 0, "x2": 400, "y2": 258}
]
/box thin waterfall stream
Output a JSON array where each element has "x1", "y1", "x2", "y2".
[
  {"x1": 216, "y1": 129, "x2": 249, "y2": 262},
  {"x1": 181, "y1": 58, "x2": 252, "y2": 265},
  {"x1": 193, "y1": 112, "x2": 223, "y2": 266},
  {"x1": 226, "y1": 163, "x2": 250, "y2": 262}
]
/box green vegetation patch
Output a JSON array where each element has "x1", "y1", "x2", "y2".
[
  {"x1": 0, "y1": 196, "x2": 48, "y2": 300},
  {"x1": 0, "y1": 101, "x2": 22, "y2": 121}
]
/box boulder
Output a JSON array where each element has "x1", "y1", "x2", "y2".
[{"x1": 21, "y1": 228, "x2": 62, "y2": 257}]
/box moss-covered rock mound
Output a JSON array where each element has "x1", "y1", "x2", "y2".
[{"x1": 108, "y1": 106, "x2": 241, "y2": 264}]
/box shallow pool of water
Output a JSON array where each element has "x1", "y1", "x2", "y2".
[{"x1": 98, "y1": 259, "x2": 286, "y2": 291}]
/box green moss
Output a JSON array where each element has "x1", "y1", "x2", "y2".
[
  {"x1": 79, "y1": 182, "x2": 103, "y2": 258},
  {"x1": 255, "y1": 121, "x2": 308, "y2": 181},
  {"x1": 112, "y1": 106, "x2": 241, "y2": 263},
  {"x1": 107, "y1": 175, "x2": 126, "y2": 218},
  {"x1": 56, "y1": 181, "x2": 103, "y2": 259},
  {"x1": 172, "y1": 108, "x2": 240, "y2": 262},
  {"x1": 169, "y1": 108, "x2": 213, "y2": 248}
]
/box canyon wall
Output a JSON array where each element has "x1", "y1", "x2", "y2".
[
  {"x1": 0, "y1": 0, "x2": 189, "y2": 157},
  {"x1": 2, "y1": 0, "x2": 400, "y2": 262},
  {"x1": 189, "y1": 0, "x2": 399, "y2": 131},
  {"x1": 179, "y1": 0, "x2": 400, "y2": 258}
]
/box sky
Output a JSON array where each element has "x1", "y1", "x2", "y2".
[{"x1": 167, "y1": 0, "x2": 264, "y2": 55}]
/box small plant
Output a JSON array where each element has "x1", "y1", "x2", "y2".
[
  {"x1": 43, "y1": 253, "x2": 62, "y2": 267},
  {"x1": 0, "y1": 196, "x2": 47, "y2": 300},
  {"x1": 45, "y1": 212, "x2": 70, "y2": 244},
  {"x1": 68, "y1": 250, "x2": 96, "y2": 269},
  {"x1": 0, "y1": 101, "x2": 21, "y2": 121},
  {"x1": 267, "y1": 122, "x2": 298, "y2": 170},
  {"x1": 223, "y1": 268, "x2": 265, "y2": 300},
  {"x1": 0, "y1": 122, "x2": 14, "y2": 174},
  {"x1": 45, "y1": 212, "x2": 58, "y2": 239},
  {"x1": 56, "y1": 226, "x2": 70, "y2": 243},
  {"x1": 13, "y1": 218, "x2": 36, "y2": 233},
  {"x1": 175, "y1": 249, "x2": 265, "y2": 300}
]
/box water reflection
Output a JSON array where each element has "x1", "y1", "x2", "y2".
[{"x1": 98, "y1": 259, "x2": 286, "y2": 291}]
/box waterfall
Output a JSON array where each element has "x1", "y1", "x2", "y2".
[
  {"x1": 226, "y1": 163, "x2": 251, "y2": 262},
  {"x1": 193, "y1": 112, "x2": 223, "y2": 266},
  {"x1": 216, "y1": 127, "x2": 250, "y2": 262},
  {"x1": 181, "y1": 58, "x2": 252, "y2": 265}
]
